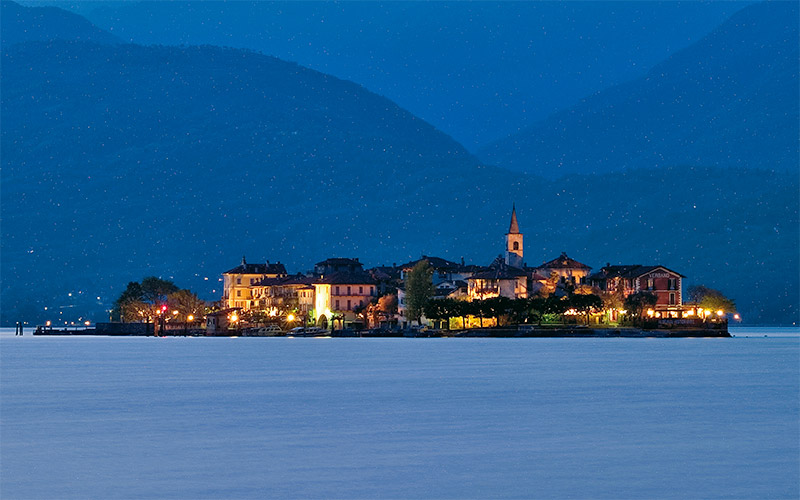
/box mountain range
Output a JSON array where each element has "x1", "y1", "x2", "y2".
[
  {"x1": 480, "y1": 1, "x2": 799, "y2": 177},
  {"x1": 1, "y1": 1, "x2": 797, "y2": 326},
  {"x1": 17, "y1": 0, "x2": 750, "y2": 150}
]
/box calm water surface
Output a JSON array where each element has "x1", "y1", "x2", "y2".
[{"x1": 1, "y1": 328, "x2": 798, "y2": 499}]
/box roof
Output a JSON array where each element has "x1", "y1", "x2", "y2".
[
  {"x1": 538, "y1": 253, "x2": 592, "y2": 270},
  {"x1": 314, "y1": 271, "x2": 377, "y2": 285},
  {"x1": 626, "y1": 265, "x2": 686, "y2": 279},
  {"x1": 587, "y1": 265, "x2": 642, "y2": 281},
  {"x1": 315, "y1": 257, "x2": 361, "y2": 267},
  {"x1": 508, "y1": 205, "x2": 520, "y2": 234},
  {"x1": 588, "y1": 265, "x2": 685, "y2": 280},
  {"x1": 256, "y1": 274, "x2": 315, "y2": 287},
  {"x1": 207, "y1": 307, "x2": 241, "y2": 317},
  {"x1": 224, "y1": 262, "x2": 287, "y2": 275},
  {"x1": 528, "y1": 272, "x2": 549, "y2": 281},
  {"x1": 398, "y1": 255, "x2": 464, "y2": 271},
  {"x1": 469, "y1": 266, "x2": 527, "y2": 281}
]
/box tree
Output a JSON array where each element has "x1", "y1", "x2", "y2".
[
  {"x1": 509, "y1": 298, "x2": 531, "y2": 325},
  {"x1": 113, "y1": 277, "x2": 180, "y2": 327},
  {"x1": 405, "y1": 260, "x2": 434, "y2": 324},
  {"x1": 167, "y1": 289, "x2": 205, "y2": 321},
  {"x1": 376, "y1": 293, "x2": 398, "y2": 316},
  {"x1": 687, "y1": 285, "x2": 737, "y2": 318},
  {"x1": 370, "y1": 293, "x2": 398, "y2": 327},
  {"x1": 483, "y1": 296, "x2": 514, "y2": 326},
  {"x1": 624, "y1": 292, "x2": 658, "y2": 324},
  {"x1": 600, "y1": 288, "x2": 625, "y2": 324},
  {"x1": 528, "y1": 297, "x2": 547, "y2": 326},
  {"x1": 113, "y1": 281, "x2": 149, "y2": 322},
  {"x1": 140, "y1": 276, "x2": 179, "y2": 306},
  {"x1": 452, "y1": 299, "x2": 471, "y2": 329},
  {"x1": 423, "y1": 299, "x2": 445, "y2": 329},
  {"x1": 568, "y1": 293, "x2": 603, "y2": 325},
  {"x1": 542, "y1": 271, "x2": 560, "y2": 297}
]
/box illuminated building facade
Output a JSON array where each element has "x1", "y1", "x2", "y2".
[{"x1": 222, "y1": 256, "x2": 287, "y2": 310}]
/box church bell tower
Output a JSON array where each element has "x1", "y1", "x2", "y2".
[{"x1": 505, "y1": 205, "x2": 524, "y2": 268}]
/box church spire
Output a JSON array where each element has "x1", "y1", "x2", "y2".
[{"x1": 508, "y1": 204, "x2": 520, "y2": 234}]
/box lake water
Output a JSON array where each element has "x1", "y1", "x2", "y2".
[{"x1": 1, "y1": 328, "x2": 798, "y2": 499}]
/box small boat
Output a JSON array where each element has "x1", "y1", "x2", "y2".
[
  {"x1": 243, "y1": 325, "x2": 283, "y2": 337},
  {"x1": 287, "y1": 327, "x2": 329, "y2": 337}
]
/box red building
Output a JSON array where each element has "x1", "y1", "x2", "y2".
[{"x1": 588, "y1": 265, "x2": 685, "y2": 315}]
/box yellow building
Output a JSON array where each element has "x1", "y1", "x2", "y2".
[
  {"x1": 535, "y1": 253, "x2": 592, "y2": 286},
  {"x1": 222, "y1": 256, "x2": 287, "y2": 310},
  {"x1": 313, "y1": 271, "x2": 378, "y2": 329},
  {"x1": 467, "y1": 263, "x2": 529, "y2": 301}
]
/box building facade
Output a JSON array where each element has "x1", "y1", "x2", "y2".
[{"x1": 222, "y1": 256, "x2": 287, "y2": 310}]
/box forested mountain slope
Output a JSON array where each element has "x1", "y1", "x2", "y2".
[{"x1": 480, "y1": 1, "x2": 799, "y2": 178}]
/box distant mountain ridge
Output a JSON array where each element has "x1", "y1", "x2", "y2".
[
  {"x1": 1, "y1": 0, "x2": 120, "y2": 46},
  {"x1": 480, "y1": 1, "x2": 799, "y2": 178}
]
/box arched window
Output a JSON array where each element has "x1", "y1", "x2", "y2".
[{"x1": 512, "y1": 241, "x2": 520, "y2": 251}]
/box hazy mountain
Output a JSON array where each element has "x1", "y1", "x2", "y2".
[
  {"x1": 19, "y1": 0, "x2": 749, "y2": 150},
  {"x1": 1, "y1": 3, "x2": 797, "y2": 326},
  {"x1": 1, "y1": 0, "x2": 119, "y2": 46},
  {"x1": 480, "y1": 1, "x2": 799, "y2": 178}
]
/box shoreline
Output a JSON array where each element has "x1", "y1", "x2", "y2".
[{"x1": 23, "y1": 325, "x2": 731, "y2": 338}]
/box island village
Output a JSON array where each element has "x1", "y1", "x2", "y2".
[{"x1": 32, "y1": 207, "x2": 735, "y2": 337}]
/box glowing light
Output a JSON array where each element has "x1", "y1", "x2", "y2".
[
  {"x1": 46, "y1": 320, "x2": 52, "y2": 326},
  {"x1": 647, "y1": 309, "x2": 655, "y2": 317},
  {"x1": 84, "y1": 321, "x2": 91, "y2": 326},
  {"x1": 733, "y1": 314, "x2": 741, "y2": 321},
  {"x1": 187, "y1": 315, "x2": 194, "y2": 322},
  {"x1": 172, "y1": 310, "x2": 179, "y2": 316},
  {"x1": 230, "y1": 314, "x2": 239, "y2": 322},
  {"x1": 287, "y1": 314, "x2": 295, "y2": 322},
  {"x1": 716, "y1": 310, "x2": 724, "y2": 317}
]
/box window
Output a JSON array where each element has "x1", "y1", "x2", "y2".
[
  {"x1": 335, "y1": 286, "x2": 340, "y2": 295},
  {"x1": 236, "y1": 290, "x2": 241, "y2": 297},
  {"x1": 347, "y1": 286, "x2": 351, "y2": 295},
  {"x1": 370, "y1": 287, "x2": 375, "y2": 296},
  {"x1": 335, "y1": 299, "x2": 340, "y2": 309},
  {"x1": 669, "y1": 293, "x2": 676, "y2": 305},
  {"x1": 513, "y1": 241, "x2": 519, "y2": 251},
  {"x1": 647, "y1": 278, "x2": 654, "y2": 290},
  {"x1": 359, "y1": 286, "x2": 363, "y2": 294},
  {"x1": 250, "y1": 278, "x2": 254, "y2": 285},
  {"x1": 668, "y1": 278, "x2": 677, "y2": 290},
  {"x1": 347, "y1": 300, "x2": 351, "y2": 310},
  {"x1": 236, "y1": 278, "x2": 241, "y2": 284}
]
